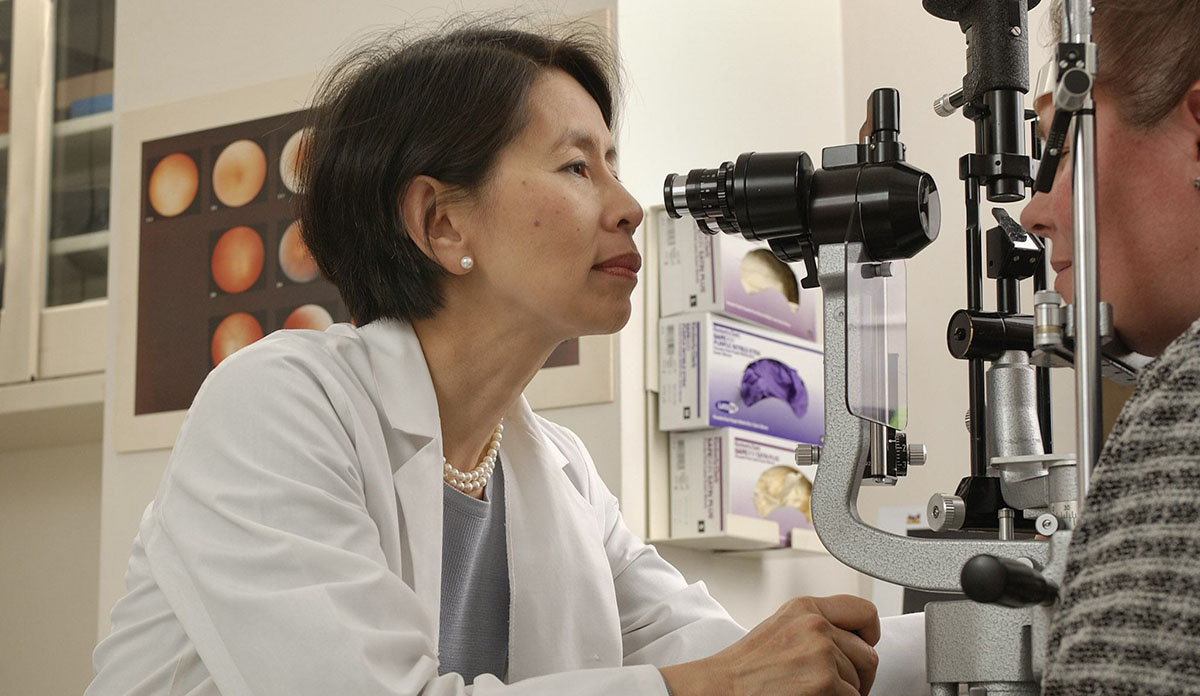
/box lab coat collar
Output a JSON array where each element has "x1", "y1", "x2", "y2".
[
  {"x1": 358, "y1": 318, "x2": 571, "y2": 472},
  {"x1": 357, "y1": 319, "x2": 441, "y2": 447}
]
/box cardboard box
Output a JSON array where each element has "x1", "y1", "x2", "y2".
[
  {"x1": 657, "y1": 208, "x2": 820, "y2": 344},
  {"x1": 669, "y1": 428, "x2": 823, "y2": 550},
  {"x1": 56, "y1": 69, "x2": 114, "y2": 112},
  {"x1": 659, "y1": 313, "x2": 823, "y2": 444}
]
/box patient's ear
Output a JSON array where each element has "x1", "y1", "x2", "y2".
[{"x1": 1185, "y1": 78, "x2": 1200, "y2": 160}]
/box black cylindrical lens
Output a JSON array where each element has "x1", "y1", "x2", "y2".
[
  {"x1": 729, "y1": 152, "x2": 812, "y2": 241},
  {"x1": 663, "y1": 173, "x2": 685, "y2": 218},
  {"x1": 855, "y1": 163, "x2": 940, "y2": 260},
  {"x1": 684, "y1": 167, "x2": 724, "y2": 221},
  {"x1": 806, "y1": 166, "x2": 861, "y2": 247},
  {"x1": 947, "y1": 310, "x2": 1034, "y2": 361},
  {"x1": 984, "y1": 89, "x2": 1027, "y2": 203}
]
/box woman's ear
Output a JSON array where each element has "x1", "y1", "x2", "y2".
[
  {"x1": 399, "y1": 175, "x2": 472, "y2": 274},
  {"x1": 1186, "y1": 78, "x2": 1200, "y2": 161}
]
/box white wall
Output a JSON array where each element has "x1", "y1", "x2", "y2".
[{"x1": 0, "y1": 443, "x2": 102, "y2": 696}]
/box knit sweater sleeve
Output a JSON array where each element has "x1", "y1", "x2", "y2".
[{"x1": 1043, "y1": 318, "x2": 1200, "y2": 695}]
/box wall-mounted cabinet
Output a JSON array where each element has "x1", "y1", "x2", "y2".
[{"x1": 0, "y1": 0, "x2": 113, "y2": 398}]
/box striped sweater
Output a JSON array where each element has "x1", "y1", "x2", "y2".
[{"x1": 1043, "y1": 318, "x2": 1200, "y2": 695}]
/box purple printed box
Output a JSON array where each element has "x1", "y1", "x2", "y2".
[
  {"x1": 658, "y1": 313, "x2": 824, "y2": 444},
  {"x1": 669, "y1": 428, "x2": 823, "y2": 550},
  {"x1": 657, "y1": 209, "x2": 820, "y2": 345}
]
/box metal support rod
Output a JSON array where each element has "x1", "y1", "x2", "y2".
[
  {"x1": 1067, "y1": 0, "x2": 1102, "y2": 507},
  {"x1": 997, "y1": 278, "x2": 1020, "y2": 315},
  {"x1": 1072, "y1": 110, "x2": 1102, "y2": 504},
  {"x1": 1035, "y1": 259, "x2": 1053, "y2": 451},
  {"x1": 998, "y1": 508, "x2": 1016, "y2": 541},
  {"x1": 869, "y1": 422, "x2": 889, "y2": 479},
  {"x1": 965, "y1": 176, "x2": 988, "y2": 475}
]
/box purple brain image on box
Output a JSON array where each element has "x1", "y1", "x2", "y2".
[{"x1": 740, "y1": 358, "x2": 808, "y2": 419}]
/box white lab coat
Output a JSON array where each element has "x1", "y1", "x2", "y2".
[
  {"x1": 87, "y1": 319, "x2": 927, "y2": 696},
  {"x1": 87, "y1": 319, "x2": 745, "y2": 696}
]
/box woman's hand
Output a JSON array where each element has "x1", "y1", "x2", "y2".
[{"x1": 660, "y1": 595, "x2": 881, "y2": 696}]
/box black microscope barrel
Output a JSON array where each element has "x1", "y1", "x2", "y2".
[
  {"x1": 983, "y1": 89, "x2": 1028, "y2": 203},
  {"x1": 947, "y1": 310, "x2": 1034, "y2": 361}
]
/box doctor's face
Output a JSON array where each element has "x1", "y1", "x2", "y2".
[{"x1": 458, "y1": 68, "x2": 644, "y2": 341}]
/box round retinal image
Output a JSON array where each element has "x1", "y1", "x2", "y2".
[
  {"x1": 213, "y1": 139, "x2": 267, "y2": 207},
  {"x1": 211, "y1": 226, "x2": 265, "y2": 294},
  {"x1": 147, "y1": 152, "x2": 200, "y2": 217},
  {"x1": 284, "y1": 304, "x2": 334, "y2": 331},
  {"x1": 278, "y1": 221, "x2": 320, "y2": 283},
  {"x1": 279, "y1": 128, "x2": 310, "y2": 194},
  {"x1": 211, "y1": 312, "x2": 264, "y2": 367}
]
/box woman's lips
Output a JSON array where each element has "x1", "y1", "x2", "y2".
[{"x1": 594, "y1": 252, "x2": 642, "y2": 280}]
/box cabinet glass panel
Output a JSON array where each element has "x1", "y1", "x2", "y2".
[
  {"x1": 0, "y1": 2, "x2": 11, "y2": 308},
  {"x1": 45, "y1": 0, "x2": 113, "y2": 307}
]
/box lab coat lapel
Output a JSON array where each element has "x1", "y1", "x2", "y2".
[
  {"x1": 503, "y1": 398, "x2": 624, "y2": 680},
  {"x1": 391, "y1": 440, "x2": 443, "y2": 643},
  {"x1": 359, "y1": 320, "x2": 444, "y2": 642}
]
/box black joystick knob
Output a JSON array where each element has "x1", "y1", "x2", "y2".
[{"x1": 961, "y1": 554, "x2": 1058, "y2": 608}]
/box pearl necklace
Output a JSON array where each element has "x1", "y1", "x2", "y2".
[{"x1": 442, "y1": 422, "x2": 504, "y2": 493}]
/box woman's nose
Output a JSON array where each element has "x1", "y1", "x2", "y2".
[{"x1": 610, "y1": 181, "x2": 644, "y2": 235}]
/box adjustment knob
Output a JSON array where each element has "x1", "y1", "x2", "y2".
[
  {"x1": 927, "y1": 493, "x2": 965, "y2": 532},
  {"x1": 795, "y1": 444, "x2": 822, "y2": 468},
  {"x1": 1036, "y1": 513, "x2": 1060, "y2": 536},
  {"x1": 908, "y1": 443, "x2": 928, "y2": 467},
  {"x1": 961, "y1": 554, "x2": 1059, "y2": 608}
]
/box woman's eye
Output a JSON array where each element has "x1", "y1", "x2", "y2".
[{"x1": 565, "y1": 161, "x2": 588, "y2": 177}]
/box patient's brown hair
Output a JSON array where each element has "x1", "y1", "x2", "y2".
[{"x1": 1049, "y1": 0, "x2": 1200, "y2": 129}]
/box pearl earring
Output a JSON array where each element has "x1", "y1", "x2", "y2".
[{"x1": 460, "y1": 256, "x2": 474, "y2": 271}]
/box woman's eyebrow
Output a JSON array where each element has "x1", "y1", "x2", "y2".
[{"x1": 553, "y1": 128, "x2": 617, "y2": 161}]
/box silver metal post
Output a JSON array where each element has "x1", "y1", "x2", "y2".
[
  {"x1": 1066, "y1": 0, "x2": 1102, "y2": 508},
  {"x1": 1072, "y1": 113, "x2": 1101, "y2": 507}
]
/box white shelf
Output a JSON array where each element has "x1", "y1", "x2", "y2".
[
  {"x1": 652, "y1": 515, "x2": 830, "y2": 558},
  {"x1": 0, "y1": 372, "x2": 104, "y2": 451},
  {"x1": 52, "y1": 111, "x2": 113, "y2": 138},
  {"x1": 716, "y1": 528, "x2": 829, "y2": 559},
  {"x1": 47, "y1": 229, "x2": 108, "y2": 256}
]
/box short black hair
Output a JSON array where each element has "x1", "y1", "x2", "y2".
[{"x1": 296, "y1": 21, "x2": 618, "y2": 325}]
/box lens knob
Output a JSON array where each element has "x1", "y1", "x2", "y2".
[
  {"x1": 795, "y1": 444, "x2": 822, "y2": 468},
  {"x1": 927, "y1": 493, "x2": 965, "y2": 532}
]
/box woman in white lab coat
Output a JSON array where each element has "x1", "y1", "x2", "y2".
[{"x1": 86, "y1": 22, "x2": 900, "y2": 696}]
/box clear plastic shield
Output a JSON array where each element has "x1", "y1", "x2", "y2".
[{"x1": 845, "y1": 241, "x2": 908, "y2": 429}]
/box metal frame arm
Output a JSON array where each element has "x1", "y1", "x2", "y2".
[{"x1": 809, "y1": 243, "x2": 1047, "y2": 592}]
